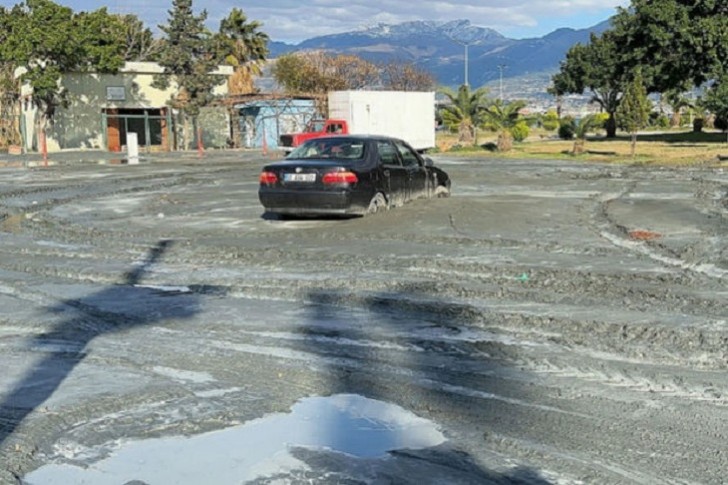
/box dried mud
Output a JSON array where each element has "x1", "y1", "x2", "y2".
[{"x1": 0, "y1": 153, "x2": 726, "y2": 484}]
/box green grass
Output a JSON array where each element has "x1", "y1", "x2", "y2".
[{"x1": 436, "y1": 128, "x2": 728, "y2": 166}]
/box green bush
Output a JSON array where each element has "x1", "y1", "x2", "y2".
[
  {"x1": 558, "y1": 117, "x2": 576, "y2": 140},
  {"x1": 649, "y1": 112, "x2": 670, "y2": 128},
  {"x1": 510, "y1": 121, "x2": 530, "y2": 142},
  {"x1": 448, "y1": 144, "x2": 485, "y2": 153},
  {"x1": 693, "y1": 117, "x2": 704, "y2": 133},
  {"x1": 542, "y1": 110, "x2": 560, "y2": 131},
  {"x1": 714, "y1": 117, "x2": 728, "y2": 132},
  {"x1": 594, "y1": 113, "x2": 610, "y2": 128}
]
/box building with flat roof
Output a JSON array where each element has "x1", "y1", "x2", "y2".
[{"x1": 17, "y1": 62, "x2": 233, "y2": 153}]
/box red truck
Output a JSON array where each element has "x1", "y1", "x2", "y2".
[
  {"x1": 277, "y1": 91, "x2": 436, "y2": 153},
  {"x1": 278, "y1": 119, "x2": 348, "y2": 152}
]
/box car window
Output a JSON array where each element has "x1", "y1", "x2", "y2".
[
  {"x1": 326, "y1": 123, "x2": 344, "y2": 134},
  {"x1": 307, "y1": 120, "x2": 325, "y2": 133},
  {"x1": 288, "y1": 138, "x2": 365, "y2": 160},
  {"x1": 377, "y1": 141, "x2": 402, "y2": 166},
  {"x1": 395, "y1": 141, "x2": 420, "y2": 168}
]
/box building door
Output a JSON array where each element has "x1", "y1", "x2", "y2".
[
  {"x1": 106, "y1": 109, "x2": 121, "y2": 152},
  {"x1": 104, "y1": 108, "x2": 169, "y2": 152}
]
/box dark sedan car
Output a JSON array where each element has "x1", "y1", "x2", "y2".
[{"x1": 258, "y1": 135, "x2": 450, "y2": 217}]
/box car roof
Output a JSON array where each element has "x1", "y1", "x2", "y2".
[{"x1": 303, "y1": 134, "x2": 407, "y2": 144}]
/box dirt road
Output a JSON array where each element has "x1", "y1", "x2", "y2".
[{"x1": 1, "y1": 153, "x2": 726, "y2": 484}]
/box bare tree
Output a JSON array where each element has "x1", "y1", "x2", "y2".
[
  {"x1": 117, "y1": 14, "x2": 163, "y2": 61},
  {"x1": 380, "y1": 61, "x2": 435, "y2": 91}
]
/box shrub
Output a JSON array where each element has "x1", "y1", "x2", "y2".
[
  {"x1": 542, "y1": 110, "x2": 559, "y2": 131},
  {"x1": 693, "y1": 117, "x2": 704, "y2": 133},
  {"x1": 649, "y1": 112, "x2": 670, "y2": 128},
  {"x1": 448, "y1": 144, "x2": 484, "y2": 153},
  {"x1": 656, "y1": 115, "x2": 670, "y2": 128},
  {"x1": 558, "y1": 117, "x2": 576, "y2": 140},
  {"x1": 714, "y1": 117, "x2": 728, "y2": 132},
  {"x1": 594, "y1": 113, "x2": 610, "y2": 128},
  {"x1": 510, "y1": 121, "x2": 530, "y2": 142}
]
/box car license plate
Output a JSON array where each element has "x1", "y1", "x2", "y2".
[{"x1": 284, "y1": 173, "x2": 316, "y2": 182}]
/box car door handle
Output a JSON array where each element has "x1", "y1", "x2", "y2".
[{"x1": 383, "y1": 169, "x2": 390, "y2": 177}]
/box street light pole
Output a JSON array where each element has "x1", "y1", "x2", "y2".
[
  {"x1": 497, "y1": 64, "x2": 507, "y2": 101},
  {"x1": 448, "y1": 36, "x2": 479, "y2": 87},
  {"x1": 464, "y1": 44, "x2": 469, "y2": 87}
]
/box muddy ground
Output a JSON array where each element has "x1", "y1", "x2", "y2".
[{"x1": 0, "y1": 151, "x2": 726, "y2": 484}]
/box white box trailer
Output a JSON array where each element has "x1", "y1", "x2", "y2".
[{"x1": 327, "y1": 90, "x2": 436, "y2": 151}]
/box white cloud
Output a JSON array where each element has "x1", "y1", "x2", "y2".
[
  {"x1": 243, "y1": 0, "x2": 629, "y2": 42},
  {"x1": 6, "y1": 0, "x2": 629, "y2": 43}
]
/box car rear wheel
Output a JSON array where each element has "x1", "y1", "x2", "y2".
[
  {"x1": 434, "y1": 185, "x2": 451, "y2": 198},
  {"x1": 367, "y1": 192, "x2": 388, "y2": 214}
]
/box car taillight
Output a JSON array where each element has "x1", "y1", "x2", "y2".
[
  {"x1": 322, "y1": 171, "x2": 358, "y2": 184},
  {"x1": 259, "y1": 171, "x2": 278, "y2": 184}
]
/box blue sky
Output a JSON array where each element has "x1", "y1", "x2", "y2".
[{"x1": 1, "y1": 0, "x2": 629, "y2": 43}]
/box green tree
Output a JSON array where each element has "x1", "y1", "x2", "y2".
[
  {"x1": 0, "y1": 0, "x2": 125, "y2": 147},
  {"x1": 154, "y1": 0, "x2": 223, "y2": 149},
  {"x1": 272, "y1": 51, "x2": 378, "y2": 98},
  {"x1": 551, "y1": 31, "x2": 628, "y2": 138},
  {"x1": 702, "y1": 78, "x2": 728, "y2": 143},
  {"x1": 438, "y1": 84, "x2": 490, "y2": 145},
  {"x1": 272, "y1": 54, "x2": 309, "y2": 93},
  {"x1": 481, "y1": 99, "x2": 527, "y2": 151},
  {"x1": 216, "y1": 8, "x2": 269, "y2": 95},
  {"x1": 0, "y1": 61, "x2": 22, "y2": 148},
  {"x1": 611, "y1": 1, "x2": 728, "y2": 94},
  {"x1": 617, "y1": 70, "x2": 651, "y2": 158}
]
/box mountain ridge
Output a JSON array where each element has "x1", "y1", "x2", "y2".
[{"x1": 268, "y1": 19, "x2": 611, "y2": 87}]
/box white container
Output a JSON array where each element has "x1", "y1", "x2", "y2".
[{"x1": 328, "y1": 90, "x2": 436, "y2": 151}]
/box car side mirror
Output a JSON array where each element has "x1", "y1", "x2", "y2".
[{"x1": 423, "y1": 157, "x2": 434, "y2": 167}]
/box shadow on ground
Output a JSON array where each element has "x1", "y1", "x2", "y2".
[
  {"x1": 263, "y1": 284, "x2": 553, "y2": 484},
  {"x1": 0, "y1": 240, "x2": 200, "y2": 452}
]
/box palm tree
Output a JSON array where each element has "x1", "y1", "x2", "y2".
[
  {"x1": 572, "y1": 114, "x2": 603, "y2": 155},
  {"x1": 663, "y1": 89, "x2": 695, "y2": 128},
  {"x1": 481, "y1": 99, "x2": 527, "y2": 151},
  {"x1": 218, "y1": 8, "x2": 269, "y2": 95},
  {"x1": 438, "y1": 84, "x2": 490, "y2": 145}
]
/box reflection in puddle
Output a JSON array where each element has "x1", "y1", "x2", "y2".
[{"x1": 25, "y1": 394, "x2": 445, "y2": 484}]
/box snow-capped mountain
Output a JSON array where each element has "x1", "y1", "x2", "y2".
[{"x1": 269, "y1": 19, "x2": 611, "y2": 87}]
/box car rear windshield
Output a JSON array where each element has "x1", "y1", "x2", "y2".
[{"x1": 288, "y1": 139, "x2": 366, "y2": 161}]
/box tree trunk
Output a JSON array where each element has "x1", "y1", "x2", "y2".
[
  {"x1": 670, "y1": 111, "x2": 681, "y2": 127},
  {"x1": 183, "y1": 114, "x2": 191, "y2": 151},
  {"x1": 497, "y1": 130, "x2": 513, "y2": 152},
  {"x1": 458, "y1": 121, "x2": 474, "y2": 145},
  {"x1": 605, "y1": 112, "x2": 617, "y2": 138},
  {"x1": 572, "y1": 138, "x2": 585, "y2": 155},
  {"x1": 630, "y1": 133, "x2": 637, "y2": 158}
]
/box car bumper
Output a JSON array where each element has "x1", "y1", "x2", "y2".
[{"x1": 259, "y1": 188, "x2": 368, "y2": 216}]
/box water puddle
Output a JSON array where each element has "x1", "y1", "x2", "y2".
[{"x1": 24, "y1": 394, "x2": 445, "y2": 484}]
